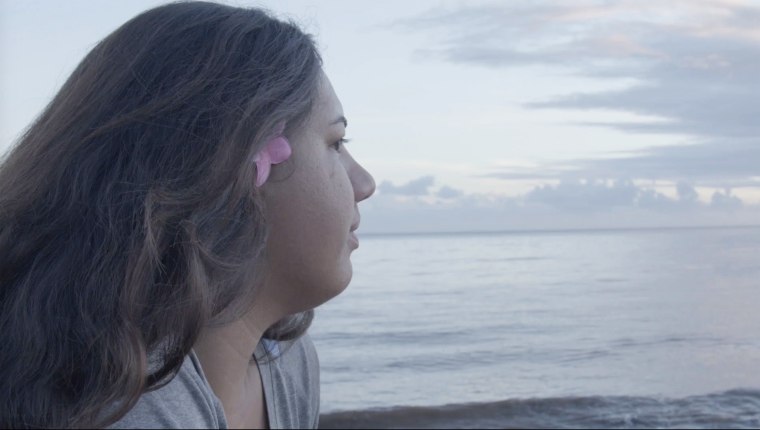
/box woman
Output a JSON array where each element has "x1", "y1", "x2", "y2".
[{"x1": 0, "y1": 2, "x2": 374, "y2": 428}]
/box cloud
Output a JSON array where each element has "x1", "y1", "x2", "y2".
[
  {"x1": 676, "y1": 181, "x2": 698, "y2": 203},
  {"x1": 378, "y1": 176, "x2": 435, "y2": 196},
  {"x1": 360, "y1": 175, "x2": 758, "y2": 233},
  {"x1": 525, "y1": 179, "x2": 639, "y2": 211},
  {"x1": 579, "y1": 138, "x2": 760, "y2": 186},
  {"x1": 523, "y1": 179, "x2": 712, "y2": 212},
  {"x1": 486, "y1": 137, "x2": 760, "y2": 187},
  {"x1": 711, "y1": 189, "x2": 743, "y2": 210},
  {"x1": 637, "y1": 188, "x2": 679, "y2": 211},
  {"x1": 436, "y1": 185, "x2": 464, "y2": 199},
  {"x1": 400, "y1": 1, "x2": 760, "y2": 186}
]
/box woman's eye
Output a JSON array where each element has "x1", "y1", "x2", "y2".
[{"x1": 332, "y1": 138, "x2": 350, "y2": 153}]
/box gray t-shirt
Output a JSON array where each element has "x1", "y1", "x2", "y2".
[{"x1": 110, "y1": 334, "x2": 320, "y2": 429}]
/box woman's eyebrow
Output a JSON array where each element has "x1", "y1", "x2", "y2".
[{"x1": 330, "y1": 115, "x2": 348, "y2": 127}]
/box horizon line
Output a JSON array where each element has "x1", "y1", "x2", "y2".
[{"x1": 358, "y1": 223, "x2": 760, "y2": 238}]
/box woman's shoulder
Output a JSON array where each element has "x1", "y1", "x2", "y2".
[{"x1": 109, "y1": 352, "x2": 228, "y2": 429}]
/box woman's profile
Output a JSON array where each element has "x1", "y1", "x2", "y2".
[{"x1": 0, "y1": 2, "x2": 374, "y2": 428}]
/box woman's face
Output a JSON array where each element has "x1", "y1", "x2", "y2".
[{"x1": 260, "y1": 72, "x2": 375, "y2": 314}]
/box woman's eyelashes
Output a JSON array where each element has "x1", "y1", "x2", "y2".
[{"x1": 332, "y1": 137, "x2": 350, "y2": 153}]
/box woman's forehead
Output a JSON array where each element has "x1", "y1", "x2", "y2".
[{"x1": 313, "y1": 73, "x2": 344, "y2": 126}]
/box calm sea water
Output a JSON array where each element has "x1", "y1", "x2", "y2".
[{"x1": 311, "y1": 226, "x2": 760, "y2": 428}]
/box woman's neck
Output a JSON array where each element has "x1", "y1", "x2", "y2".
[{"x1": 193, "y1": 303, "x2": 282, "y2": 429}]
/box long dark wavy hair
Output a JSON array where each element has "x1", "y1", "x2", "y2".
[{"x1": 0, "y1": 2, "x2": 321, "y2": 427}]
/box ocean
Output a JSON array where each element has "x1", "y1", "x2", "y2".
[{"x1": 310, "y1": 226, "x2": 760, "y2": 428}]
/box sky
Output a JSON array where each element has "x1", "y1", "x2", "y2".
[{"x1": 2, "y1": 0, "x2": 759, "y2": 233}]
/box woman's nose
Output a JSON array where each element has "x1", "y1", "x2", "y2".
[{"x1": 351, "y1": 160, "x2": 375, "y2": 203}]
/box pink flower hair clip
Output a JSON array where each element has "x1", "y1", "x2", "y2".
[{"x1": 253, "y1": 122, "x2": 292, "y2": 187}]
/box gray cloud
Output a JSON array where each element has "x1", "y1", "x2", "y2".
[
  {"x1": 521, "y1": 178, "x2": 748, "y2": 213},
  {"x1": 676, "y1": 181, "x2": 698, "y2": 203},
  {"x1": 400, "y1": 1, "x2": 760, "y2": 185},
  {"x1": 711, "y1": 189, "x2": 743, "y2": 210},
  {"x1": 371, "y1": 175, "x2": 750, "y2": 218},
  {"x1": 378, "y1": 175, "x2": 435, "y2": 196},
  {"x1": 637, "y1": 188, "x2": 679, "y2": 211},
  {"x1": 436, "y1": 185, "x2": 464, "y2": 199},
  {"x1": 486, "y1": 137, "x2": 760, "y2": 186},
  {"x1": 525, "y1": 179, "x2": 639, "y2": 212},
  {"x1": 361, "y1": 177, "x2": 757, "y2": 234},
  {"x1": 578, "y1": 138, "x2": 760, "y2": 186}
]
